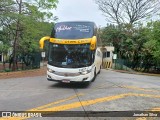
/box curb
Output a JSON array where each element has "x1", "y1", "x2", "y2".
[
  {"x1": 108, "y1": 69, "x2": 160, "y2": 77},
  {"x1": 0, "y1": 67, "x2": 45, "y2": 75},
  {"x1": 0, "y1": 67, "x2": 47, "y2": 79}
]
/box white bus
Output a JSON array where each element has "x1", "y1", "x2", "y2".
[{"x1": 39, "y1": 21, "x2": 102, "y2": 84}]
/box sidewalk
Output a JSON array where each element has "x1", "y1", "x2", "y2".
[{"x1": 0, "y1": 67, "x2": 47, "y2": 79}]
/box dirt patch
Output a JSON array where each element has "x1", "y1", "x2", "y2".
[{"x1": 0, "y1": 67, "x2": 47, "y2": 79}]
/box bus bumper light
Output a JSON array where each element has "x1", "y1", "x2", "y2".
[
  {"x1": 48, "y1": 75, "x2": 52, "y2": 79},
  {"x1": 83, "y1": 77, "x2": 88, "y2": 81}
]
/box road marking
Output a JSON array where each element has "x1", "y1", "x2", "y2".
[
  {"x1": 0, "y1": 93, "x2": 83, "y2": 120},
  {"x1": 120, "y1": 86, "x2": 157, "y2": 92},
  {"x1": 136, "y1": 118, "x2": 147, "y2": 120},
  {"x1": 1, "y1": 93, "x2": 160, "y2": 120},
  {"x1": 34, "y1": 93, "x2": 129, "y2": 111},
  {"x1": 0, "y1": 93, "x2": 128, "y2": 120},
  {"x1": 150, "y1": 107, "x2": 160, "y2": 111},
  {"x1": 31, "y1": 93, "x2": 84, "y2": 110}
]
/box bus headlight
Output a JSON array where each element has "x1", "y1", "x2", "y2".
[
  {"x1": 80, "y1": 69, "x2": 91, "y2": 75},
  {"x1": 47, "y1": 68, "x2": 55, "y2": 73},
  {"x1": 80, "y1": 71, "x2": 88, "y2": 75}
]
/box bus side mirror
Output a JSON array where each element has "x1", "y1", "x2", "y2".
[
  {"x1": 90, "y1": 36, "x2": 97, "y2": 50},
  {"x1": 39, "y1": 36, "x2": 50, "y2": 49}
]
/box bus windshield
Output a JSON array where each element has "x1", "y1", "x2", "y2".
[
  {"x1": 53, "y1": 22, "x2": 94, "y2": 39},
  {"x1": 48, "y1": 43, "x2": 95, "y2": 68}
]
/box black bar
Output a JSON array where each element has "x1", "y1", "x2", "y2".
[{"x1": 0, "y1": 111, "x2": 160, "y2": 117}]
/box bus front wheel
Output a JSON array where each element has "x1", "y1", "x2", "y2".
[
  {"x1": 98, "y1": 65, "x2": 101, "y2": 74},
  {"x1": 92, "y1": 68, "x2": 96, "y2": 82}
]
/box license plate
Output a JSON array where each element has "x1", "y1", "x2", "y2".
[{"x1": 62, "y1": 79, "x2": 70, "y2": 83}]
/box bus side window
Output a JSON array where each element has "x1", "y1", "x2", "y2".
[
  {"x1": 97, "y1": 51, "x2": 101, "y2": 57},
  {"x1": 91, "y1": 51, "x2": 95, "y2": 63}
]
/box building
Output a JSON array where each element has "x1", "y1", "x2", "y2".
[{"x1": 102, "y1": 46, "x2": 115, "y2": 69}]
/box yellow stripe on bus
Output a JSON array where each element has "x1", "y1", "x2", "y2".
[{"x1": 50, "y1": 38, "x2": 92, "y2": 44}]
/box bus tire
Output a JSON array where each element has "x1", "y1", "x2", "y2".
[
  {"x1": 98, "y1": 65, "x2": 101, "y2": 74},
  {"x1": 92, "y1": 68, "x2": 96, "y2": 82}
]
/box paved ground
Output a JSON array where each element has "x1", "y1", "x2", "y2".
[{"x1": 0, "y1": 69, "x2": 160, "y2": 120}]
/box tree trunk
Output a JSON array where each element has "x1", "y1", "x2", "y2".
[
  {"x1": 2, "y1": 53, "x2": 5, "y2": 70},
  {"x1": 12, "y1": 0, "x2": 22, "y2": 71}
]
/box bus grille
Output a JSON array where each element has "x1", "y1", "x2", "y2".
[{"x1": 53, "y1": 72, "x2": 81, "y2": 77}]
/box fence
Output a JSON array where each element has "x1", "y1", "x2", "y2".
[
  {"x1": 113, "y1": 59, "x2": 160, "y2": 73},
  {"x1": 0, "y1": 52, "x2": 41, "y2": 72}
]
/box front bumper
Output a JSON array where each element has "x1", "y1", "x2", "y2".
[
  {"x1": 47, "y1": 71, "x2": 93, "y2": 83},
  {"x1": 47, "y1": 78, "x2": 90, "y2": 83}
]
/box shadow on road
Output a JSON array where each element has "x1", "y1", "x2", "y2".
[{"x1": 48, "y1": 82, "x2": 91, "y2": 89}]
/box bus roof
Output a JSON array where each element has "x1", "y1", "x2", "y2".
[{"x1": 55, "y1": 21, "x2": 97, "y2": 27}]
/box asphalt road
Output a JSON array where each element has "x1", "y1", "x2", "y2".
[{"x1": 0, "y1": 69, "x2": 160, "y2": 120}]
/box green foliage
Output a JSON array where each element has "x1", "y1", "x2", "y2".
[
  {"x1": 0, "y1": 0, "x2": 58, "y2": 71},
  {"x1": 0, "y1": 0, "x2": 58, "y2": 69},
  {"x1": 19, "y1": 21, "x2": 53, "y2": 54},
  {"x1": 0, "y1": 44, "x2": 9, "y2": 54},
  {"x1": 145, "y1": 21, "x2": 160, "y2": 64},
  {"x1": 4, "y1": 68, "x2": 12, "y2": 72},
  {"x1": 100, "y1": 25, "x2": 127, "y2": 57},
  {"x1": 100, "y1": 21, "x2": 160, "y2": 71}
]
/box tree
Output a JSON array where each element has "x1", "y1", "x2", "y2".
[
  {"x1": 100, "y1": 23, "x2": 152, "y2": 70},
  {"x1": 19, "y1": 21, "x2": 54, "y2": 55},
  {"x1": 100, "y1": 24, "x2": 127, "y2": 57},
  {"x1": 144, "y1": 21, "x2": 160, "y2": 66},
  {"x1": 95, "y1": 0, "x2": 160, "y2": 26},
  {"x1": 0, "y1": 0, "x2": 58, "y2": 70}
]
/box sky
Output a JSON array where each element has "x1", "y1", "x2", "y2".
[{"x1": 52, "y1": 0, "x2": 107, "y2": 27}]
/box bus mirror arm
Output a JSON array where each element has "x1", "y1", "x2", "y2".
[
  {"x1": 39, "y1": 36, "x2": 50, "y2": 49},
  {"x1": 90, "y1": 36, "x2": 97, "y2": 50}
]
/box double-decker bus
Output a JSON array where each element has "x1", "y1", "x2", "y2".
[{"x1": 39, "y1": 21, "x2": 102, "y2": 84}]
